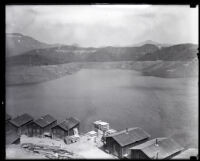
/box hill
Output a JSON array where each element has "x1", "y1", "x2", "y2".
[
  {"x1": 6, "y1": 33, "x2": 198, "y2": 85},
  {"x1": 6, "y1": 33, "x2": 58, "y2": 57},
  {"x1": 132, "y1": 40, "x2": 172, "y2": 48},
  {"x1": 6, "y1": 44, "x2": 159, "y2": 66},
  {"x1": 138, "y1": 43, "x2": 198, "y2": 61}
]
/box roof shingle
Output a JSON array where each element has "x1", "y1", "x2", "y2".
[
  {"x1": 34, "y1": 114, "x2": 56, "y2": 127},
  {"x1": 54, "y1": 117, "x2": 80, "y2": 131},
  {"x1": 6, "y1": 130, "x2": 20, "y2": 144},
  {"x1": 173, "y1": 148, "x2": 198, "y2": 159},
  {"x1": 106, "y1": 127, "x2": 150, "y2": 147},
  {"x1": 131, "y1": 137, "x2": 184, "y2": 159},
  {"x1": 10, "y1": 113, "x2": 33, "y2": 127}
]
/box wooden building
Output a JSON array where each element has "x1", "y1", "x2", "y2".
[
  {"x1": 130, "y1": 137, "x2": 184, "y2": 159},
  {"x1": 52, "y1": 117, "x2": 80, "y2": 140},
  {"x1": 27, "y1": 114, "x2": 57, "y2": 137},
  {"x1": 103, "y1": 127, "x2": 150, "y2": 158},
  {"x1": 6, "y1": 113, "x2": 11, "y2": 132},
  {"x1": 9, "y1": 113, "x2": 33, "y2": 136}
]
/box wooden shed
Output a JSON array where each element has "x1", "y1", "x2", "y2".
[
  {"x1": 9, "y1": 113, "x2": 33, "y2": 136},
  {"x1": 130, "y1": 137, "x2": 184, "y2": 159},
  {"x1": 27, "y1": 114, "x2": 57, "y2": 137},
  {"x1": 103, "y1": 127, "x2": 150, "y2": 158},
  {"x1": 52, "y1": 117, "x2": 80, "y2": 140}
]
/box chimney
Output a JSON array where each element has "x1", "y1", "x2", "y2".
[
  {"x1": 155, "y1": 138, "x2": 159, "y2": 147},
  {"x1": 126, "y1": 128, "x2": 129, "y2": 134}
]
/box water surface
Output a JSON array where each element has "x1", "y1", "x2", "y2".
[{"x1": 6, "y1": 69, "x2": 198, "y2": 148}]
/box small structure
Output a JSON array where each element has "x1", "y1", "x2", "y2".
[
  {"x1": 27, "y1": 114, "x2": 57, "y2": 137},
  {"x1": 105, "y1": 129, "x2": 117, "y2": 136},
  {"x1": 104, "y1": 127, "x2": 150, "y2": 158},
  {"x1": 129, "y1": 137, "x2": 184, "y2": 159},
  {"x1": 93, "y1": 120, "x2": 109, "y2": 132},
  {"x1": 64, "y1": 135, "x2": 80, "y2": 144},
  {"x1": 52, "y1": 117, "x2": 80, "y2": 140},
  {"x1": 9, "y1": 113, "x2": 33, "y2": 136},
  {"x1": 86, "y1": 131, "x2": 97, "y2": 137},
  {"x1": 172, "y1": 148, "x2": 198, "y2": 159},
  {"x1": 6, "y1": 113, "x2": 12, "y2": 132}
]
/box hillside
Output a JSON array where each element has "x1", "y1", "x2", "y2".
[
  {"x1": 6, "y1": 33, "x2": 58, "y2": 57},
  {"x1": 6, "y1": 63, "x2": 81, "y2": 85},
  {"x1": 138, "y1": 44, "x2": 198, "y2": 61},
  {"x1": 6, "y1": 44, "x2": 159, "y2": 66},
  {"x1": 6, "y1": 60, "x2": 198, "y2": 85},
  {"x1": 6, "y1": 33, "x2": 198, "y2": 85}
]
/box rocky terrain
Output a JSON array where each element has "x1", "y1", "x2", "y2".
[{"x1": 6, "y1": 33, "x2": 198, "y2": 85}]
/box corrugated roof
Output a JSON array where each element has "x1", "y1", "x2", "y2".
[
  {"x1": 173, "y1": 148, "x2": 198, "y2": 159},
  {"x1": 10, "y1": 113, "x2": 33, "y2": 127},
  {"x1": 54, "y1": 117, "x2": 80, "y2": 131},
  {"x1": 106, "y1": 127, "x2": 150, "y2": 147},
  {"x1": 6, "y1": 113, "x2": 11, "y2": 121},
  {"x1": 34, "y1": 114, "x2": 56, "y2": 127},
  {"x1": 131, "y1": 137, "x2": 184, "y2": 159}
]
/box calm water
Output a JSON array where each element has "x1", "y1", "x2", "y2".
[{"x1": 6, "y1": 69, "x2": 198, "y2": 148}]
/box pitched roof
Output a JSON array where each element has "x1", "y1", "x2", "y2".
[
  {"x1": 6, "y1": 113, "x2": 11, "y2": 121},
  {"x1": 34, "y1": 114, "x2": 56, "y2": 128},
  {"x1": 53, "y1": 117, "x2": 80, "y2": 131},
  {"x1": 131, "y1": 137, "x2": 184, "y2": 159},
  {"x1": 106, "y1": 127, "x2": 150, "y2": 147},
  {"x1": 6, "y1": 130, "x2": 20, "y2": 144},
  {"x1": 173, "y1": 148, "x2": 198, "y2": 159},
  {"x1": 10, "y1": 113, "x2": 33, "y2": 127}
]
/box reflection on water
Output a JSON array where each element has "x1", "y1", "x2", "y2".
[{"x1": 6, "y1": 69, "x2": 198, "y2": 148}]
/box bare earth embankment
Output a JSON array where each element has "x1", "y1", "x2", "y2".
[
  {"x1": 6, "y1": 63, "x2": 81, "y2": 85},
  {"x1": 6, "y1": 60, "x2": 198, "y2": 85}
]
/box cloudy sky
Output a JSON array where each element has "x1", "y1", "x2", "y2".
[{"x1": 6, "y1": 5, "x2": 198, "y2": 47}]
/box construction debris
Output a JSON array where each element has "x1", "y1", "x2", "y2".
[{"x1": 20, "y1": 143, "x2": 81, "y2": 159}]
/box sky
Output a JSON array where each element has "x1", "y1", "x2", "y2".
[{"x1": 6, "y1": 5, "x2": 198, "y2": 47}]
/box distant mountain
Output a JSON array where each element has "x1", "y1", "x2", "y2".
[
  {"x1": 132, "y1": 40, "x2": 172, "y2": 48},
  {"x1": 6, "y1": 44, "x2": 159, "y2": 66},
  {"x1": 138, "y1": 43, "x2": 198, "y2": 61},
  {"x1": 6, "y1": 33, "x2": 58, "y2": 57}
]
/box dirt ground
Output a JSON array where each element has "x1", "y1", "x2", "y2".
[
  {"x1": 6, "y1": 144, "x2": 46, "y2": 159},
  {"x1": 6, "y1": 135, "x2": 116, "y2": 159}
]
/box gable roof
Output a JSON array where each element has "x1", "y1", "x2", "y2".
[
  {"x1": 34, "y1": 114, "x2": 56, "y2": 128},
  {"x1": 6, "y1": 130, "x2": 20, "y2": 144},
  {"x1": 173, "y1": 148, "x2": 198, "y2": 159},
  {"x1": 53, "y1": 117, "x2": 80, "y2": 131},
  {"x1": 10, "y1": 113, "x2": 33, "y2": 127},
  {"x1": 131, "y1": 137, "x2": 184, "y2": 159},
  {"x1": 106, "y1": 127, "x2": 150, "y2": 147},
  {"x1": 6, "y1": 113, "x2": 11, "y2": 121}
]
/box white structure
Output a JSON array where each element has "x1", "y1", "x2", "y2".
[
  {"x1": 86, "y1": 131, "x2": 97, "y2": 137},
  {"x1": 93, "y1": 120, "x2": 109, "y2": 132},
  {"x1": 105, "y1": 129, "x2": 117, "y2": 136}
]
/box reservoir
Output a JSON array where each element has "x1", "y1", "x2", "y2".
[{"x1": 6, "y1": 68, "x2": 198, "y2": 148}]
